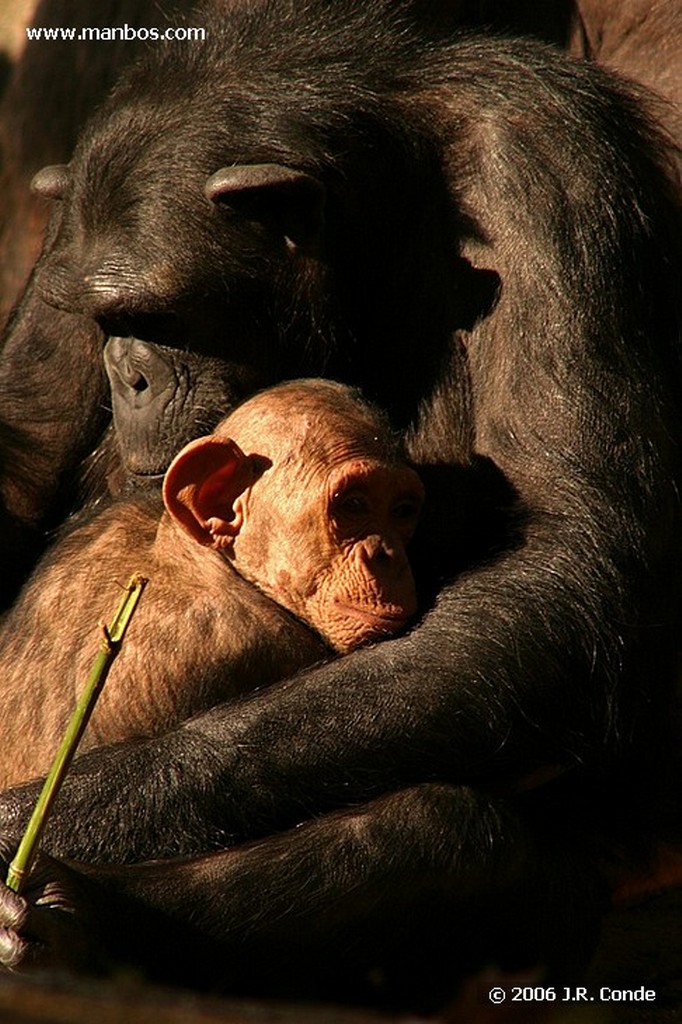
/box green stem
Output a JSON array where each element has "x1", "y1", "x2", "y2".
[{"x1": 5, "y1": 573, "x2": 148, "y2": 894}]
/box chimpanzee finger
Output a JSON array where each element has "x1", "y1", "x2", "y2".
[
  {"x1": 0, "y1": 884, "x2": 34, "y2": 970},
  {"x1": 0, "y1": 925, "x2": 34, "y2": 971},
  {"x1": 0, "y1": 883, "x2": 27, "y2": 931}
]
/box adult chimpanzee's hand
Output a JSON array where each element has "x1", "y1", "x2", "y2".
[
  {"x1": 0, "y1": 847, "x2": 100, "y2": 973},
  {"x1": 0, "y1": 831, "x2": 235, "y2": 988}
]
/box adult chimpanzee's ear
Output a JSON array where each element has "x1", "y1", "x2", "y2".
[
  {"x1": 205, "y1": 163, "x2": 325, "y2": 249},
  {"x1": 30, "y1": 164, "x2": 70, "y2": 200},
  {"x1": 163, "y1": 436, "x2": 260, "y2": 549}
]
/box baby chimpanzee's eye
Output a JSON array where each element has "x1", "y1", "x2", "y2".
[
  {"x1": 332, "y1": 491, "x2": 369, "y2": 517},
  {"x1": 391, "y1": 500, "x2": 420, "y2": 521}
]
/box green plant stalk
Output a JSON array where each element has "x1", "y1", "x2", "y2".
[{"x1": 5, "y1": 573, "x2": 148, "y2": 894}]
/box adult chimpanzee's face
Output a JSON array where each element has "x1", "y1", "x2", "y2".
[
  {"x1": 29, "y1": 84, "x2": 334, "y2": 479},
  {"x1": 25, "y1": 28, "x2": 483, "y2": 483},
  {"x1": 102, "y1": 337, "x2": 272, "y2": 480},
  {"x1": 31, "y1": 85, "x2": 329, "y2": 346}
]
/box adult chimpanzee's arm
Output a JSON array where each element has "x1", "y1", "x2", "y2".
[
  {"x1": 0, "y1": 268, "x2": 108, "y2": 602},
  {"x1": 0, "y1": 487, "x2": 669, "y2": 865},
  {"x1": 0, "y1": 784, "x2": 602, "y2": 1000},
  {"x1": 0, "y1": 269, "x2": 108, "y2": 524}
]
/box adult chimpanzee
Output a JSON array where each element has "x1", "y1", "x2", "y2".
[
  {"x1": 0, "y1": 379, "x2": 430, "y2": 788},
  {"x1": 1, "y1": 0, "x2": 680, "y2": 607},
  {"x1": 0, "y1": 0, "x2": 681, "y2": 1010}
]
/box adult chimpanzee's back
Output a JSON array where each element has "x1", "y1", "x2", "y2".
[{"x1": 0, "y1": 0, "x2": 680, "y2": 1009}]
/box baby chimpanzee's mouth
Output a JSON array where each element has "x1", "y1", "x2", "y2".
[{"x1": 334, "y1": 602, "x2": 411, "y2": 630}]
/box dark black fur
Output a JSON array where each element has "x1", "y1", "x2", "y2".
[
  {"x1": 0, "y1": 0, "x2": 199, "y2": 605},
  {"x1": 0, "y1": 0, "x2": 200, "y2": 323},
  {"x1": 0, "y1": 0, "x2": 681, "y2": 1009}
]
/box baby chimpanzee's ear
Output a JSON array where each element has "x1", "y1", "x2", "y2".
[{"x1": 163, "y1": 436, "x2": 259, "y2": 548}]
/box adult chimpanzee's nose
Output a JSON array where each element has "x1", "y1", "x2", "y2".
[
  {"x1": 104, "y1": 336, "x2": 175, "y2": 406},
  {"x1": 109, "y1": 338, "x2": 149, "y2": 394}
]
